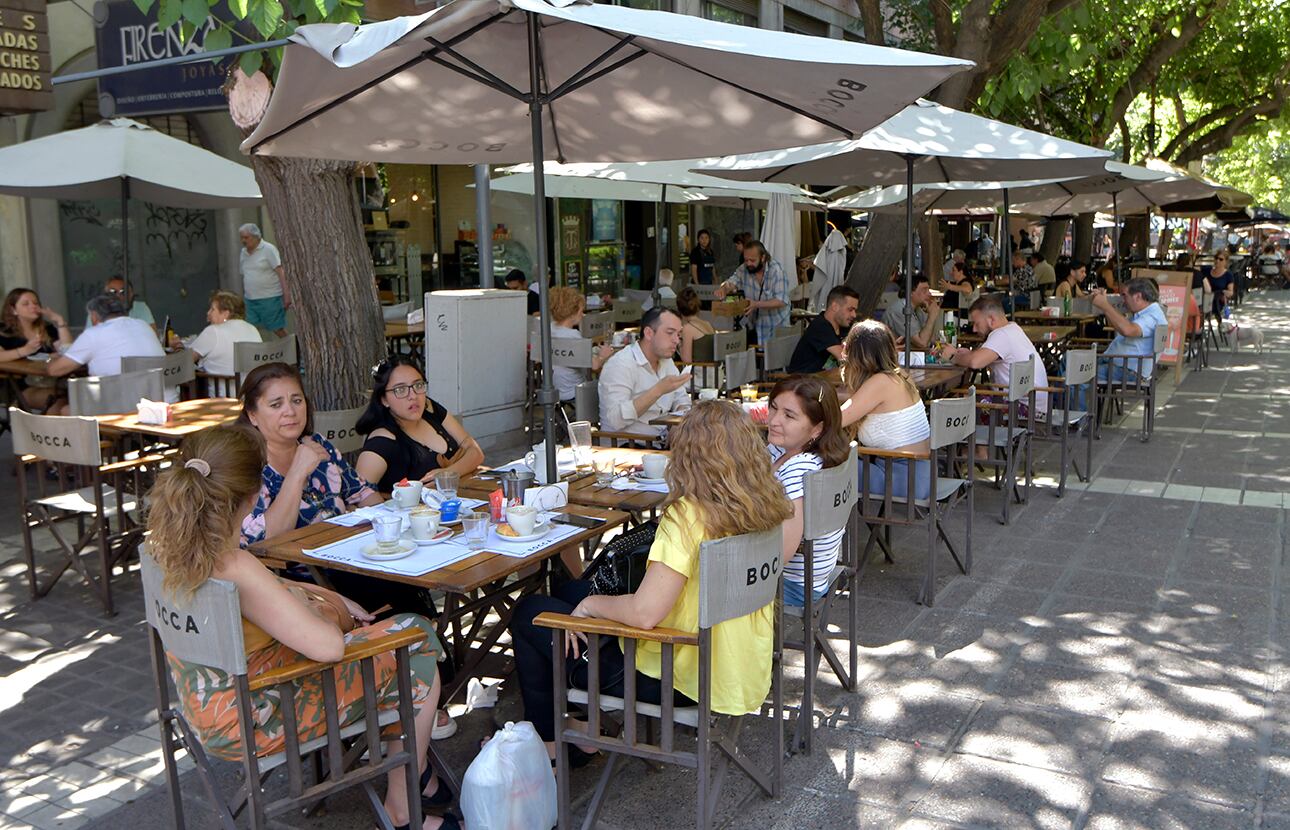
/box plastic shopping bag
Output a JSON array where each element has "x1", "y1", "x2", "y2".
[{"x1": 461, "y1": 721, "x2": 557, "y2": 830}]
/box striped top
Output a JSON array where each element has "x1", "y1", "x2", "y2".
[
  {"x1": 769, "y1": 445, "x2": 845, "y2": 595},
  {"x1": 856, "y1": 400, "x2": 930, "y2": 449}
]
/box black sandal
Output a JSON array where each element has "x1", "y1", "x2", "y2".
[
  {"x1": 419, "y1": 760, "x2": 454, "y2": 811},
  {"x1": 394, "y1": 812, "x2": 462, "y2": 830}
]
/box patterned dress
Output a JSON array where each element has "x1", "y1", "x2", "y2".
[
  {"x1": 169, "y1": 612, "x2": 442, "y2": 762},
  {"x1": 241, "y1": 434, "x2": 376, "y2": 548}
]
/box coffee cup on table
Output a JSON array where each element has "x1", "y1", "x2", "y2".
[
  {"x1": 642, "y1": 454, "x2": 667, "y2": 480},
  {"x1": 410, "y1": 507, "x2": 441, "y2": 541},
  {"x1": 698, "y1": 387, "x2": 719, "y2": 401},
  {"x1": 506, "y1": 504, "x2": 539, "y2": 536},
  {"x1": 391, "y1": 479, "x2": 423, "y2": 509}
]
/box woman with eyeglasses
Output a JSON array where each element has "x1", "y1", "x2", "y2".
[{"x1": 356, "y1": 356, "x2": 484, "y2": 495}]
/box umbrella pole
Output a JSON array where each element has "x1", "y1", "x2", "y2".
[
  {"x1": 1112, "y1": 191, "x2": 1120, "y2": 278},
  {"x1": 1003, "y1": 187, "x2": 1012, "y2": 298},
  {"x1": 527, "y1": 12, "x2": 558, "y2": 482},
  {"x1": 121, "y1": 178, "x2": 130, "y2": 281},
  {"x1": 903, "y1": 154, "x2": 913, "y2": 364},
  {"x1": 475, "y1": 164, "x2": 493, "y2": 286},
  {"x1": 655, "y1": 184, "x2": 666, "y2": 297}
]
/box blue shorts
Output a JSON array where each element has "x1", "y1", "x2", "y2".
[
  {"x1": 782, "y1": 578, "x2": 828, "y2": 608},
  {"x1": 246, "y1": 296, "x2": 286, "y2": 332},
  {"x1": 859, "y1": 457, "x2": 932, "y2": 502}
]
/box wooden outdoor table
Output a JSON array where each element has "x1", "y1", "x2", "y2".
[
  {"x1": 960, "y1": 325, "x2": 1076, "y2": 375},
  {"x1": 0, "y1": 357, "x2": 55, "y2": 377},
  {"x1": 462, "y1": 446, "x2": 670, "y2": 518},
  {"x1": 817, "y1": 364, "x2": 969, "y2": 397},
  {"x1": 384, "y1": 321, "x2": 425, "y2": 355},
  {"x1": 94, "y1": 397, "x2": 242, "y2": 441},
  {"x1": 1014, "y1": 310, "x2": 1100, "y2": 336}
]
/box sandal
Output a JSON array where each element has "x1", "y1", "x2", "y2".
[
  {"x1": 419, "y1": 761, "x2": 454, "y2": 811},
  {"x1": 393, "y1": 812, "x2": 462, "y2": 830}
]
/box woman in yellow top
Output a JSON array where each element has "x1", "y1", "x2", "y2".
[
  {"x1": 147, "y1": 426, "x2": 458, "y2": 830},
  {"x1": 508, "y1": 400, "x2": 792, "y2": 763}
]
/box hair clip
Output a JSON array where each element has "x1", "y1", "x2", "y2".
[
  {"x1": 370, "y1": 360, "x2": 388, "y2": 378},
  {"x1": 184, "y1": 458, "x2": 211, "y2": 477}
]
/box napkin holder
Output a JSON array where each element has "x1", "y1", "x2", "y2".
[
  {"x1": 524, "y1": 482, "x2": 568, "y2": 511},
  {"x1": 136, "y1": 398, "x2": 171, "y2": 425}
]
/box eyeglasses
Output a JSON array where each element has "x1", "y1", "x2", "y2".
[
  {"x1": 388, "y1": 381, "x2": 427, "y2": 399},
  {"x1": 106, "y1": 288, "x2": 126, "y2": 295}
]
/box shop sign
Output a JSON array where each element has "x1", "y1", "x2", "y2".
[
  {"x1": 560, "y1": 213, "x2": 582, "y2": 259},
  {"x1": 0, "y1": 0, "x2": 53, "y2": 115},
  {"x1": 93, "y1": 0, "x2": 254, "y2": 117}
]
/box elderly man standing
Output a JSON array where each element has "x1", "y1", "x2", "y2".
[
  {"x1": 238, "y1": 223, "x2": 289, "y2": 337},
  {"x1": 714, "y1": 239, "x2": 790, "y2": 346},
  {"x1": 48, "y1": 294, "x2": 164, "y2": 379},
  {"x1": 598, "y1": 307, "x2": 691, "y2": 440}
]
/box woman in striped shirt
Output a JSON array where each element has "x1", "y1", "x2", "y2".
[{"x1": 766, "y1": 375, "x2": 851, "y2": 607}]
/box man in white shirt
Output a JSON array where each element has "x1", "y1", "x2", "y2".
[
  {"x1": 49, "y1": 294, "x2": 164, "y2": 378},
  {"x1": 940, "y1": 295, "x2": 1049, "y2": 412},
  {"x1": 239, "y1": 223, "x2": 289, "y2": 337},
  {"x1": 598, "y1": 307, "x2": 691, "y2": 439}
]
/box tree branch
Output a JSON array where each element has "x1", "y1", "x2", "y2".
[
  {"x1": 1160, "y1": 100, "x2": 1248, "y2": 159},
  {"x1": 1173, "y1": 91, "x2": 1287, "y2": 164},
  {"x1": 854, "y1": 0, "x2": 885, "y2": 45},
  {"x1": 929, "y1": 0, "x2": 958, "y2": 55},
  {"x1": 1119, "y1": 116, "x2": 1132, "y2": 162}
]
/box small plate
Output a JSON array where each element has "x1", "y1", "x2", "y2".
[
  {"x1": 494, "y1": 522, "x2": 551, "y2": 544},
  {"x1": 361, "y1": 540, "x2": 417, "y2": 561},
  {"x1": 632, "y1": 475, "x2": 667, "y2": 485},
  {"x1": 439, "y1": 516, "x2": 463, "y2": 526},
  {"x1": 403, "y1": 528, "x2": 454, "y2": 547}
]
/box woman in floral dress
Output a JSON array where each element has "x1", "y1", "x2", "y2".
[{"x1": 147, "y1": 425, "x2": 459, "y2": 830}]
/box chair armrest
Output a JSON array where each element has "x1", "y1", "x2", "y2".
[
  {"x1": 951, "y1": 385, "x2": 1004, "y2": 395},
  {"x1": 976, "y1": 401, "x2": 1013, "y2": 412},
  {"x1": 533, "y1": 611, "x2": 699, "y2": 646},
  {"x1": 246, "y1": 627, "x2": 427, "y2": 692},
  {"x1": 856, "y1": 446, "x2": 931, "y2": 461},
  {"x1": 99, "y1": 449, "x2": 178, "y2": 474}
]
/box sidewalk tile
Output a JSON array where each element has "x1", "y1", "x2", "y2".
[{"x1": 1162, "y1": 483, "x2": 1205, "y2": 500}]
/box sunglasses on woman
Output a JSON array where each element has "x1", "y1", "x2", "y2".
[{"x1": 388, "y1": 380, "x2": 427, "y2": 399}]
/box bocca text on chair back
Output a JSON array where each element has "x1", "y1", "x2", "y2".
[
  {"x1": 1006, "y1": 359, "x2": 1035, "y2": 403},
  {"x1": 1064, "y1": 348, "x2": 1097, "y2": 386},
  {"x1": 712, "y1": 330, "x2": 746, "y2": 361},
  {"x1": 122, "y1": 350, "x2": 198, "y2": 394},
  {"x1": 11, "y1": 408, "x2": 103, "y2": 466},
  {"x1": 313, "y1": 406, "x2": 366, "y2": 456},
  {"x1": 68, "y1": 368, "x2": 165, "y2": 416},
  {"x1": 529, "y1": 335, "x2": 595, "y2": 369},
  {"x1": 579, "y1": 311, "x2": 613, "y2": 340},
  {"x1": 612, "y1": 301, "x2": 644, "y2": 325},
  {"x1": 930, "y1": 387, "x2": 977, "y2": 450},
  {"x1": 140, "y1": 549, "x2": 248, "y2": 674},
  {"x1": 801, "y1": 453, "x2": 856, "y2": 541},
  {"x1": 697, "y1": 527, "x2": 783, "y2": 630},
  {"x1": 234, "y1": 334, "x2": 298, "y2": 377}
]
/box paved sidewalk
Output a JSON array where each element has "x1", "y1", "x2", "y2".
[{"x1": 2, "y1": 291, "x2": 1288, "y2": 829}]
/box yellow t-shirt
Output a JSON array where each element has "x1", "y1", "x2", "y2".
[{"x1": 633, "y1": 499, "x2": 775, "y2": 716}]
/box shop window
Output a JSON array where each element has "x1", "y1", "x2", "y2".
[
  {"x1": 783, "y1": 8, "x2": 827, "y2": 37},
  {"x1": 703, "y1": 0, "x2": 757, "y2": 27}
]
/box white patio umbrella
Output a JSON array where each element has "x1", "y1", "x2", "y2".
[
  {"x1": 240, "y1": 0, "x2": 971, "y2": 479},
  {"x1": 759, "y1": 192, "x2": 798, "y2": 284},
  {"x1": 694, "y1": 99, "x2": 1113, "y2": 359},
  {"x1": 0, "y1": 118, "x2": 262, "y2": 279}
]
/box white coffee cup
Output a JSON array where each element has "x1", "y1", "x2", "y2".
[
  {"x1": 642, "y1": 454, "x2": 667, "y2": 480},
  {"x1": 506, "y1": 504, "x2": 539, "y2": 536},
  {"x1": 392, "y1": 480, "x2": 423, "y2": 509},
  {"x1": 410, "y1": 507, "x2": 440, "y2": 541},
  {"x1": 698, "y1": 387, "x2": 719, "y2": 401}
]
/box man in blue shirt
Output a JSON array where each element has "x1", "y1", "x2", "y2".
[
  {"x1": 1074, "y1": 277, "x2": 1167, "y2": 412},
  {"x1": 714, "y1": 240, "x2": 790, "y2": 346}
]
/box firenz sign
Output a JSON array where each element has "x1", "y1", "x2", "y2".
[{"x1": 0, "y1": 0, "x2": 52, "y2": 114}]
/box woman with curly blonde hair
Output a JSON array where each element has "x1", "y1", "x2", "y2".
[
  {"x1": 508, "y1": 400, "x2": 792, "y2": 763},
  {"x1": 147, "y1": 425, "x2": 459, "y2": 829},
  {"x1": 838, "y1": 320, "x2": 930, "y2": 500}
]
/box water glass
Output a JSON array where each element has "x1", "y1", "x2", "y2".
[
  {"x1": 372, "y1": 514, "x2": 403, "y2": 550},
  {"x1": 461, "y1": 512, "x2": 489, "y2": 550},
  {"x1": 568, "y1": 421, "x2": 593, "y2": 469},
  {"x1": 434, "y1": 469, "x2": 459, "y2": 500},
  {"x1": 593, "y1": 455, "x2": 617, "y2": 486}
]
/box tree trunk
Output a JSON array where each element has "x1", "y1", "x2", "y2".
[
  {"x1": 1070, "y1": 213, "x2": 1096, "y2": 263},
  {"x1": 1040, "y1": 218, "x2": 1068, "y2": 262},
  {"x1": 919, "y1": 216, "x2": 943, "y2": 287},
  {"x1": 248, "y1": 153, "x2": 384, "y2": 410},
  {"x1": 1158, "y1": 225, "x2": 1174, "y2": 260},
  {"x1": 846, "y1": 212, "x2": 906, "y2": 317}
]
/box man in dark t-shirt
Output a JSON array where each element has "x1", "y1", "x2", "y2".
[{"x1": 787, "y1": 285, "x2": 859, "y2": 373}]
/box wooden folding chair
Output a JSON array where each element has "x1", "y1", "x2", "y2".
[
  {"x1": 785, "y1": 454, "x2": 857, "y2": 754},
  {"x1": 761, "y1": 333, "x2": 801, "y2": 381},
  {"x1": 723, "y1": 348, "x2": 757, "y2": 393},
  {"x1": 535, "y1": 528, "x2": 784, "y2": 830},
  {"x1": 579, "y1": 311, "x2": 614, "y2": 341},
  {"x1": 14, "y1": 409, "x2": 169, "y2": 615},
  {"x1": 856, "y1": 390, "x2": 977, "y2": 606},
  {"x1": 123, "y1": 351, "x2": 198, "y2": 400},
  {"x1": 578, "y1": 381, "x2": 667, "y2": 449},
  {"x1": 139, "y1": 552, "x2": 426, "y2": 830},
  {"x1": 973, "y1": 359, "x2": 1036, "y2": 525},
  {"x1": 1035, "y1": 348, "x2": 1096, "y2": 497}
]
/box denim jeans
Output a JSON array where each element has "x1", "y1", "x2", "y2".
[
  {"x1": 782, "y1": 578, "x2": 828, "y2": 608},
  {"x1": 859, "y1": 457, "x2": 932, "y2": 501}
]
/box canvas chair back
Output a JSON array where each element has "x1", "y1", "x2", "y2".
[
  {"x1": 234, "y1": 335, "x2": 298, "y2": 377},
  {"x1": 11, "y1": 408, "x2": 103, "y2": 466},
  {"x1": 712, "y1": 329, "x2": 746, "y2": 361},
  {"x1": 530, "y1": 334, "x2": 594, "y2": 369},
  {"x1": 930, "y1": 387, "x2": 976, "y2": 450},
  {"x1": 612, "y1": 301, "x2": 644, "y2": 324},
  {"x1": 122, "y1": 350, "x2": 196, "y2": 392},
  {"x1": 774, "y1": 323, "x2": 803, "y2": 338},
  {"x1": 1064, "y1": 348, "x2": 1096, "y2": 386},
  {"x1": 579, "y1": 311, "x2": 613, "y2": 339},
  {"x1": 575, "y1": 380, "x2": 598, "y2": 425},
  {"x1": 762, "y1": 334, "x2": 800, "y2": 374},
  {"x1": 1153, "y1": 325, "x2": 1168, "y2": 355},
  {"x1": 68, "y1": 368, "x2": 164, "y2": 416},
  {"x1": 689, "y1": 283, "x2": 720, "y2": 302},
  {"x1": 313, "y1": 406, "x2": 366, "y2": 455},
  {"x1": 1069, "y1": 298, "x2": 1093, "y2": 315},
  {"x1": 140, "y1": 550, "x2": 247, "y2": 675},
  {"x1": 621, "y1": 289, "x2": 653, "y2": 306},
  {"x1": 801, "y1": 453, "x2": 856, "y2": 541},
  {"x1": 1006, "y1": 359, "x2": 1035, "y2": 403},
  {"x1": 697, "y1": 528, "x2": 783, "y2": 629},
  {"x1": 382, "y1": 301, "x2": 413, "y2": 322},
  {"x1": 723, "y1": 348, "x2": 756, "y2": 391}
]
